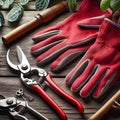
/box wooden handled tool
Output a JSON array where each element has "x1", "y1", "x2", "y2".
[
  {"x1": 89, "y1": 90, "x2": 120, "y2": 120},
  {"x1": 2, "y1": 1, "x2": 68, "y2": 46}
]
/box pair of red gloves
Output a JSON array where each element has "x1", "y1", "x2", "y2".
[{"x1": 31, "y1": 0, "x2": 120, "y2": 98}]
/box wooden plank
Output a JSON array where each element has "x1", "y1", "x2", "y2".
[
  {"x1": 0, "y1": 1, "x2": 63, "y2": 10},
  {"x1": 0, "y1": 77, "x2": 120, "y2": 120},
  {"x1": 1, "y1": 2, "x2": 120, "y2": 120},
  {"x1": 0, "y1": 11, "x2": 77, "y2": 77}
]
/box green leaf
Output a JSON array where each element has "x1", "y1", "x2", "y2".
[
  {"x1": 0, "y1": 0, "x2": 4, "y2": 7},
  {"x1": 7, "y1": 5, "x2": 24, "y2": 23},
  {"x1": 0, "y1": 11, "x2": 5, "y2": 27},
  {"x1": 3, "y1": 0, "x2": 14, "y2": 8},
  {"x1": 67, "y1": 0, "x2": 77, "y2": 12},
  {"x1": 35, "y1": 0, "x2": 50, "y2": 10},
  {"x1": 19, "y1": 0, "x2": 29, "y2": 6},
  {"x1": 110, "y1": 0, "x2": 120, "y2": 11},
  {"x1": 100, "y1": 0, "x2": 111, "y2": 11}
]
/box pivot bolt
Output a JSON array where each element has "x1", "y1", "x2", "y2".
[
  {"x1": 21, "y1": 64, "x2": 28, "y2": 70},
  {"x1": 6, "y1": 99, "x2": 13, "y2": 105}
]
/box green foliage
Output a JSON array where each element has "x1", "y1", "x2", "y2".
[
  {"x1": 0, "y1": 11, "x2": 5, "y2": 27},
  {"x1": 7, "y1": 4, "x2": 24, "y2": 22},
  {"x1": 19, "y1": 0, "x2": 29, "y2": 6},
  {"x1": 3, "y1": 0, "x2": 14, "y2": 8},
  {"x1": 0, "y1": 0, "x2": 78, "y2": 27},
  {"x1": 110, "y1": 0, "x2": 120, "y2": 11},
  {"x1": 0, "y1": 0, "x2": 3, "y2": 7},
  {"x1": 100, "y1": 0, "x2": 120, "y2": 11},
  {"x1": 67, "y1": 0, "x2": 77, "y2": 12},
  {"x1": 0, "y1": 0, "x2": 30, "y2": 27},
  {"x1": 35, "y1": 0, "x2": 50, "y2": 10},
  {"x1": 100, "y1": 0, "x2": 111, "y2": 11}
]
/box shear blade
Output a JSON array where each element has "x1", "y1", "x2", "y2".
[
  {"x1": 6, "y1": 48, "x2": 19, "y2": 71},
  {"x1": 6, "y1": 45, "x2": 31, "y2": 72},
  {"x1": 16, "y1": 46, "x2": 31, "y2": 69},
  {"x1": 16, "y1": 46, "x2": 23, "y2": 64}
]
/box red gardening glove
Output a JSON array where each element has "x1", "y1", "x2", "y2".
[
  {"x1": 66, "y1": 18, "x2": 120, "y2": 98},
  {"x1": 31, "y1": 0, "x2": 111, "y2": 71}
]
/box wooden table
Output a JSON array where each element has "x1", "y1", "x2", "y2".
[{"x1": 0, "y1": 1, "x2": 120, "y2": 120}]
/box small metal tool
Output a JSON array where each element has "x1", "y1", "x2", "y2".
[
  {"x1": 6, "y1": 45, "x2": 84, "y2": 120},
  {"x1": 112, "y1": 100, "x2": 120, "y2": 110},
  {"x1": 0, "y1": 95, "x2": 49, "y2": 120},
  {"x1": 16, "y1": 88, "x2": 34, "y2": 101}
]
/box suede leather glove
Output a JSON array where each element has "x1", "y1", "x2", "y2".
[
  {"x1": 31, "y1": 0, "x2": 111, "y2": 71},
  {"x1": 66, "y1": 18, "x2": 120, "y2": 98}
]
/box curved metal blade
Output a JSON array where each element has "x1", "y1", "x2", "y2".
[
  {"x1": 6, "y1": 49, "x2": 18, "y2": 71},
  {"x1": 6, "y1": 45, "x2": 31, "y2": 73}
]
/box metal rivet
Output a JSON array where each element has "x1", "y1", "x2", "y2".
[
  {"x1": 6, "y1": 99, "x2": 13, "y2": 105},
  {"x1": 21, "y1": 64, "x2": 28, "y2": 70}
]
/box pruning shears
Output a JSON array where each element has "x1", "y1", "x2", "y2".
[
  {"x1": 0, "y1": 95, "x2": 48, "y2": 120},
  {"x1": 6, "y1": 45, "x2": 84, "y2": 120}
]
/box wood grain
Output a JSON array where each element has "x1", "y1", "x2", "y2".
[{"x1": 0, "y1": 2, "x2": 120, "y2": 120}]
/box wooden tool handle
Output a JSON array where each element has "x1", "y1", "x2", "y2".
[
  {"x1": 2, "y1": 1, "x2": 68, "y2": 46},
  {"x1": 89, "y1": 90, "x2": 120, "y2": 120}
]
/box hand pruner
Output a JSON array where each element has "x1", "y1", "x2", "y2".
[
  {"x1": 6, "y1": 45, "x2": 84, "y2": 120},
  {"x1": 0, "y1": 95, "x2": 49, "y2": 120}
]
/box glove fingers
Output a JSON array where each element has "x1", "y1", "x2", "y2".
[
  {"x1": 50, "y1": 37, "x2": 96, "y2": 72},
  {"x1": 35, "y1": 36, "x2": 95, "y2": 66},
  {"x1": 50, "y1": 46, "x2": 91, "y2": 71},
  {"x1": 36, "y1": 41, "x2": 67, "y2": 66},
  {"x1": 71, "y1": 61, "x2": 98, "y2": 92},
  {"x1": 32, "y1": 30, "x2": 61, "y2": 42},
  {"x1": 31, "y1": 35, "x2": 65, "y2": 56},
  {"x1": 80, "y1": 67, "x2": 107, "y2": 98},
  {"x1": 93, "y1": 69, "x2": 120, "y2": 98},
  {"x1": 66, "y1": 59, "x2": 96, "y2": 91},
  {"x1": 65, "y1": 59, "x2": 90, "y2": 86},
  {"x1": 78, "y1": 15, "x2": 105, "y2": 29}
]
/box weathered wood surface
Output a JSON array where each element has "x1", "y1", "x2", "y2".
[{"x1": 0, "y1": 2, "x2": 120, "y2": 120}]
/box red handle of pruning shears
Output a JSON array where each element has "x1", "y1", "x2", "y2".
[
  {"x1": 32, "y1": 85, "x2": 67, "y2": 120},
  {"x1": 46, "y1": 74, "x2": 84, "y2": 113}
]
